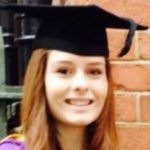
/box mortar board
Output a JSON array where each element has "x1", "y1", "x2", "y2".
[{"x1": 0, "y1": 4, "x2": 148, "y2": 57}]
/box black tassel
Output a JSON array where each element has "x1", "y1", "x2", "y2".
[{"x1": 118, "y1": 19, "x2": 137, "y2": 57}]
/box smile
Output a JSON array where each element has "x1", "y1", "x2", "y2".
[{"x1": 65, "y1": 99, "x2": 93, "y2": 106}]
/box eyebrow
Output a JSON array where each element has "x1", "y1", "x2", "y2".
[
  {"x1": 87, "y1": 62, "x2": 105, "y2": 66},
  {"x1": 53, "y1": 61, "x2": 73, "y2": 65},
  {"x1": 53, "y1": 61, "x2": 105, "y2": 65}
]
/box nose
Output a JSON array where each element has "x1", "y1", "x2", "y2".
[{"x1": 71, "y1": 71, "x2": 88, "y2": 94}]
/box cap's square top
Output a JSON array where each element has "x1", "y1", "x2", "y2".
[{"x1": 0, "y1": 4, "x2": 148, "y2": 57}]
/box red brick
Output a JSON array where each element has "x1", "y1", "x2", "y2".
[
  {"x1": 139, "y1": 29, "x2": 150, "y2": 60},
  {"x1": 115, "y1": 93, "x2": 137, "y2": 121},
  {"x1": 111, "y1": 63, "x2": 150, "y2": 91},
  {"x1": 52, "y1": 0, "x2": 65, "y2": 5},
  {"x1": 65, "y1": 0, "x2": 85, "y2": 5},
  {"x1": 140, "y1": 95, "x2": 150, "y2": 122},
  {"x1": 117, "y1": 124, "x2": 150, "y2": 150}
]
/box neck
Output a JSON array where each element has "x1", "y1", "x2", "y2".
[{"x1": 57, "y1": 123, "x2": 86, "y2": 150}]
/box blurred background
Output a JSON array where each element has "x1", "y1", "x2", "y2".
[{"x1": 0, "y1": 0, "x2": 53, "y2": 138}]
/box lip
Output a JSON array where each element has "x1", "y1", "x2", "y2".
[{"x1": 65, "y1": 98, "x2": 93, "y2": 107}]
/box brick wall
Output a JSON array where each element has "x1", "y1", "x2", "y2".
[
  {"x1": 97, "y1": 2, "x2": 150, "y2": 150},
  {"x1": 55, "y1": 0, "x2": 150, "y2": 149}
]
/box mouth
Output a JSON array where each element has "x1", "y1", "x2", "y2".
[{"x1": 65, "y1": 99, "x2": 93, "y2": 107}]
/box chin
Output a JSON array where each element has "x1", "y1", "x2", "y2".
[
  {"x1": 65, "y1": 118, "x2": 96, "y2": 127},
  {"x1": 54, "y1": 114, "x2": 100, "y2": 127}
]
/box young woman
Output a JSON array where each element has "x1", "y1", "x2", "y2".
[
  {"x1": 20, "y1": 48, "x2": 115, "y2": 150},
  {"x1": 0, "y1": 4, "x2": 148, "y2": 150}
]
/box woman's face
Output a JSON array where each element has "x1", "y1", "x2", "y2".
[{"x1": 45, "y1": 50, "x2": 108, "y2": 127}]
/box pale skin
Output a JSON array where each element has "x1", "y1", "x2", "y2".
[
  {"x1": 57, "y1": 124, "x2": 85, "y2": 150},
  {"x1": 45, "y1": 50, "x2": 108, "y2": 150}
]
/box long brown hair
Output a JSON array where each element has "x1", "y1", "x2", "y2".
[{"x1": 21, "y1": 49, "x2": 118, "y2": 150}]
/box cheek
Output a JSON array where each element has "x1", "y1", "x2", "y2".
[
  {"x1": 45, "y1": 77, "x2": 65, "y2": 115},
  {"x1": 91, "y1": 81, "x2": 108, "y2": 121},
  {"x1": 92, "y1": 79, "x2": 108, "y2": 111},
  {"x1": 93, "y1": 78, "x2": 108, "y2": 99},
  {"x1": 45, "y1": 76, "x2": 68, "y2": 101}
]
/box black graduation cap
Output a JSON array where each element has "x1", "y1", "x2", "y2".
[{"x1": 0, "y1": 4, "x2": 148, "y2": 57}]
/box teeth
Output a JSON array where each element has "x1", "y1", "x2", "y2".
[{"x1": 66, "y1": 99, "x2": 92, "y2": 106}]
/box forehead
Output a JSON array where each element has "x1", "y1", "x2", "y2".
[{"x1": 47, "y1": 50, "x2": 106, "y2": 64}]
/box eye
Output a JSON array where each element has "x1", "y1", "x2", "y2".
[
  {"x1": 56, "y1": 67, "x2": 72, "y2": 76},
  {"x1": 88, "y1": 69, "x2": 102, "y2": 76}
]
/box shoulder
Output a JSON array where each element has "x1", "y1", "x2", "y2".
[{"x1": 0, "y1": 134, "x2": 25, "y2": 150}]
